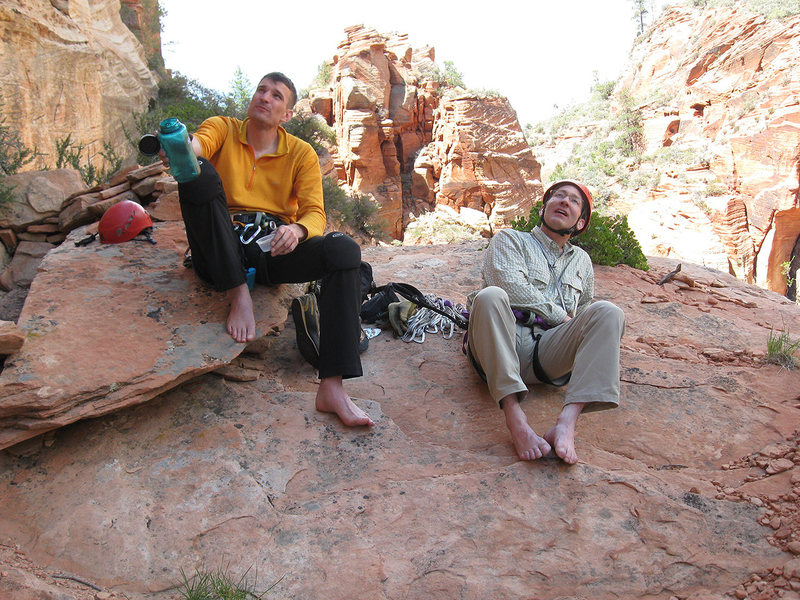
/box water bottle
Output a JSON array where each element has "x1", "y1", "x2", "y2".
[{"x1": 158, "y1": 118, "x2": 200, "y2": 183}]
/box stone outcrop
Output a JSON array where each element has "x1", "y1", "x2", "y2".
[
  {"x1": 310, "y1": 26, "x2": 440, "y2": 238},
  {"x1": 414, "y1": 94, "x2": 542, "y2": 230},
  {"x1": 0, "y1": 221, "x2": 302, "y2": 449},
  {"x1": 618, "y1": 5, "x2": 800, "y2": 293},
  {"x1": 0, "y1": 162, "x2": 177, "y2": 295},
  {"x1": 0, "y1": 0, "x2": 158, "y2": 171},
  {"x1": 1, "y1": 243, "x2": 799, "y2": 599},
  {"x1": 311, "y1": 26, "x2": 541, "y2": 239}
]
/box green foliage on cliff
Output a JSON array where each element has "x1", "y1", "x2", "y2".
[
  {"x1": 511, "y1": 201, "x2": 649, "y2": 270},
  {"x1": 282, "y1": 113, "x2": 336, "y2": 155},
  {"x1": 54, "y1": 135, "x2": 123, "y2": 187},
  {"x1": 0, "y1": 119, "x2": 40, "y2": 176},
  {"x1": 322, "y1": 177, "x2": 386, "y2": 239},
  {"x1": 0, "y1": 118, "x2": 43, "y2": 205},
  {"x1": 687, "y1": 0, "x2": 800, "y2": 19}
]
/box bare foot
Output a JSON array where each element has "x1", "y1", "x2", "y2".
[
  {"x1": 315, "y1": 376, "x2": 374, "y2": 427},
  {"x1": 226, "y1": 283, "x2": 256, "y2": 343},
  {"x1": 543, "y1": 402, "x2": 586, "y2": 465},
  {"x1": 543, "y1": 423, "x2": 578, "y2": 464},
  {"x1": 501, "y1": 396, "x2": 551, "y2": 461}
]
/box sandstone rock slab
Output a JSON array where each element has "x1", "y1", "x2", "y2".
[
  {"x1": 0, "y1": 244, "x2": 799, "y2": 599},
  {"x1": 0, "y1": 221, "x2": 301, "y2": 450},
  {"x1": 0, "y1": 170, "x2": 84, "y2": 231}
]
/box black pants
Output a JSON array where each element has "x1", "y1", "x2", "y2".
[{"x1": 178, "y1": 159, "x2": 363, "y2": 379}]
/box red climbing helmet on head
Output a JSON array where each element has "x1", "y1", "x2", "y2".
[
  {"x1": 98, "y1": 200, "x2": 153, "y2": 243},
  {"x1": 541, "y1": 179, "x2": 594, "y2": 235}
]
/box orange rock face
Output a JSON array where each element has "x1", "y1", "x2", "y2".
[
  {"x1": 416, "y1": 95, "x2": 542, "y2": 231},
  {"x1": 619, "y1": 5, "x2": 800, "y2": 293},
  {"x1": 311, "y1": 26, "x2": 541, "y2": 239}
]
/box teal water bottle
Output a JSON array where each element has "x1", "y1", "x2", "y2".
[{"x1": 158, "y1": 118, "x2": 200, "y2": 183}]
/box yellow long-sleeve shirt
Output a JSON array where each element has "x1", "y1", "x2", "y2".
[{"x1": 193, "y1": 116, "x2": 326, "y2": 239}]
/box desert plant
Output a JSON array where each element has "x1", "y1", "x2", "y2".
[
  {"x1": 511, "y1": 201, "x2": 649, "y2": 270},
  {"x1": 766, "y1": 326, "x2": 800, "y2": 369},
  {"x1": 613, "y1": 91, "x2": 645, "y2": 158},
  {"x1": 322, "y1": 177, "x2": 386, "y2": 239},
  {"x1": 442, "y1": 60, "x2": 465, "y2": 88},
  {"x1": 55, "y1": 135, "x2": 122, "y2": 186},
  {"x1": 0, "y1": 118, "x2": 42, "y2": 176},
  {"x1": 282, "y1": 113, "x2": 336, "y2": 155},
  {"x1": 311, "y1": 61, "x2": 333, "y2": 89},
  {"x1": 177, "y1": 564, "x2": 280, "y2": 600},
  {"x1": 0, "y1": 118, "x2": 44, "y2": 206}
]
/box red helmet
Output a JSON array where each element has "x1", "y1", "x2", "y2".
[
  {"x1": 98, "y1": 200, "x2": 153, "y2": 243},
  {"x1": 541, "y1": 179, "x2": 594, "y2": 235}
]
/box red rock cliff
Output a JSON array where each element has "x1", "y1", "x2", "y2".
[
  {"x1": 311, "y1": 25, "x2": 541, "y2": 239},
  {"x1": 621, "y1": 5, "x2": 800, "y2": 293}
]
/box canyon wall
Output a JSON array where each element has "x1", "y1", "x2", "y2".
[
  {"x1": 0, "y1": 0, "x2": 158, "y2": 171},
  {"x1": 620, "y1": 5, "x2": 800, "y2": 293}
]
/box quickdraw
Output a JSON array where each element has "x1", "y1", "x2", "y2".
[{"x1": 401, "y1": 295, "x2": 466, "y2": 344}]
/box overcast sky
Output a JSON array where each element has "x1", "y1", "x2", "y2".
[{"x1": 161, "y1": 0, "x2": 673, "y2": 127}]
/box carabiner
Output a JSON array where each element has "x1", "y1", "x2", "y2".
[{"x1": 239, "y1": 223, "x2": 262, "y2": 245}]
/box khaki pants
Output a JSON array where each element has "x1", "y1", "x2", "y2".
[{"x1": 468, "y1": 286, "x2": 625, "y2": 412}]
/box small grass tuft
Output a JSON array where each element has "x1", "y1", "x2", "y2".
[
  {"x1": 177, "y1": 564, "x2": 280, "y2": 600},
  {"x1": 767, "y1": 326, "x2": 800, "y2": 370}
]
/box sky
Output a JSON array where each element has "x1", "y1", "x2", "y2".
[{"x1": 161, "y1": 0, "x2": 672, "y2": 128}]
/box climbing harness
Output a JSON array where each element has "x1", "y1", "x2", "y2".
[{"x1": 232, "y1": 212, "x2": 283, "y2": 246}]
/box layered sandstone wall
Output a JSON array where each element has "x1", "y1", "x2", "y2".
[
  {"x1": 619, "y1": 5, "x2": 800, "y2": 293},
  {"x1": 0, "y1": 0, "x2": 158, "y2": 171},
  {"x1": 311, "y1": 25, "x2": 541, "y2": 239}
]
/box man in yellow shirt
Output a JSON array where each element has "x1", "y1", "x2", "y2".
[{"x1": 174, "y1": 72, "x2": 373, "y2": 427}]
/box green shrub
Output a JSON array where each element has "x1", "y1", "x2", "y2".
[
  {"x1": 55, "y1": 135, "x2": 122, "y2": 187},
  {"x1": 0, "y1": 118, "x2": 44, "y2": 206},
  {"x1": 127, "y1": 71, "x2": 235, "y2": 151},
  {"x1": 511, "y1": 201, "x2": 649, "y2": 270},
  {"x1": 311, "y1": 62, "x2": 332, "y2": 89},
  {"x1": 282, "y1": 113, "x2": 336, "y2": 155},
  {"x1": 442, "y1": 61, "x2": 465, "y2": 88},
  {"x1": 177, "y1": 564, "x2": 279, "y2": 600},
  {"x1": 0, "y1": 178, "x2": 15, "y2": 207},
  {"x1": 0, "y1": 118, "x2": 42, "y2": 176},
  {"x1": 322, "y1": 177, "x2": 387, "y2": 239},
  {"x1": 767, "y1": 325, "x2": 800, "y2": 369}
]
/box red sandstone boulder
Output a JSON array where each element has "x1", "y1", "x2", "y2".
[{"x1": 0, "y1": 221, "x2": 302, "y2": 450}]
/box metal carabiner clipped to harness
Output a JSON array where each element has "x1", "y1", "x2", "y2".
[{"x1": 238, "y1": 223, "x2": 262, "y2": 245}]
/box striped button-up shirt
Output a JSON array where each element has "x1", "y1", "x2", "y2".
[{"x1": 473, "y1": 227, "x2": 594, "y2": 327}]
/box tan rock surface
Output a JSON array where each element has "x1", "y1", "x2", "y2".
[
  {"x1": 418, "y1": 95, "x2": 542, "y2": 231},
  {"x1": 0, "y1": 170, "x2": 85, "y2": 231},
  {"x1": 1, "y1": 242, "x2": 799, "y2": 599},
  {"x1": 0, "y1": 221, "x2": 302, "y2": 450},
  {"x1": 0, "y1": 0, "x2": 157, "y2": 171},
  {"x1": 0, "y1": 320, "x2": 24, "y2": 355}
]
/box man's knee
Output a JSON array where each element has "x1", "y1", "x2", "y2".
[
  {"x1": 323, "y1": 232, "x2": 361, "y2": 271},
  {"x1": 177, "y1": 158, "x2": 225, "y2": 207},
  {"x1": 586, "y1": 300, "x2": 625, "y2": 335},
  {"x1": 473, "y1": 286, "x2": 510, "y2": 311}
]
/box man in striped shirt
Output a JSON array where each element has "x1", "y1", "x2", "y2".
[{"x1": 468, "y1": 180, "x2": 625, "y2": 464}]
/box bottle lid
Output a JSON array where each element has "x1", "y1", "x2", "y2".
[
  {"x1": 159, "y1": 117, "x2": 183, "y2": 134},
  {"x1": 137, "y1": 134, "x2": 160, "y2": 156}
]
